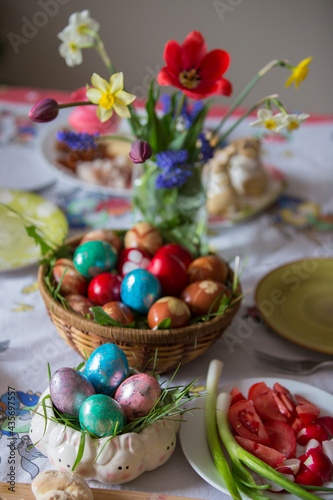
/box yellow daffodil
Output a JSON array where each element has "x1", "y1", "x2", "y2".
[
  {"x1": 285, "y1": 57, "x2": 313, "y2": 89},
  {"x1": 86, "y1": 72, "x2": 136, "y2": 122}
]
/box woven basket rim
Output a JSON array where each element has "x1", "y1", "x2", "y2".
[{"x1": 38, "y1": 233, "x2": 241, "y2": 345}]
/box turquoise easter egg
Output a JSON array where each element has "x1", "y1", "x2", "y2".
[
  {"x1": 85, "y1": 344, "x2": 129, "y2": 395},
  {"x1": 73, "y1": 241, "x2": 118, "y2": 278},
  {"x1": 79, "y1": 394, "x2": 126, "y2": 437},
  {"x1": 50, "y1": 367, "x2": 96, "y2": 417},
  {"x1": 120, "y1": 269, "x2": 161, "y2": 314}
]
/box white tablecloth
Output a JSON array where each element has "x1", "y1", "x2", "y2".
[{"x1": 0, "y1": 91, "x2": 333, "y2": 499}]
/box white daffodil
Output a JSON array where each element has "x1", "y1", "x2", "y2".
[
  {"x1": 66, "y1": 10, "x2": 100, "y2": 44},
  {"x1": 58, "y1": 27, "x2": 83, "y2": 67},
  {"x1": 250, "y1": 109, "x2": 285, "y2": 131},
  {"x1": 86, "y1": 72, "x2": 136, "y2": 122},
  {"x1": 275, "y1": 113, "x2": 310, "y2": 132}
]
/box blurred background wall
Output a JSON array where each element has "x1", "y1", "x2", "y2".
[{"x1": 1, "y1": 0, "x2": 332, "y2": 114}]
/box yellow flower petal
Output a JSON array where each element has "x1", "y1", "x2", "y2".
[
  {"x1": 109, "y1": 72, "x2": 124, "y2": 94},
  {"x1": 114, "y1": 90, "x2": 136, "y2": 106},
  {"x1": 113, "y1": 102, "x2": 131, "y2": 118},
  {"x1": 91, "y1": 72, "x2": 110, "y2": 93},
  {"x1": 285, "y1": 56, "x2": 312, "y2": 89},
  {"x1": 97, "y1": 105, "x2": 113, "y2": 122},
  {"x1": 86, "y1": 88, "x2": 103, "y2": 104}
]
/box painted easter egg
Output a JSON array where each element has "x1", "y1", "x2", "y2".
[
  {"x1": 52, "y1": 258, "x2": 87, "y2": 296},
  {"x1": 79, "y1": 394, "x2": 126, "y2": 437},
  {"x1": 114, "y1": 373, "x2": 161, "y2": 421},
  {"x1": 124, "y1": 222, "x2": 163, "y2": 256},
  {"x1": 180, "y1": 280, "x2": 232, "y2": 317},
  {"x1": 80, "y1": 229, "x2": 122, "y2": 253},
  {"x1": 85, "y1": 344, "x2": 129, "y2": 395},
  {"x1": 187, "y1": 255, "x2": 228, "y2": 284},
  {"x1": 102, "y1": 301, "x2": 134, "y2": 325},
  {"x1": 73, "y1": 241, "x2": 118, "y2": 278},
  {"x1": 50, "y1": 367, "x2": 96, "y2": 417},
  {"x1": 155, "y1": 243, "x2": 193, "y2": 269},
  {"x1": 120, "y1": 269, "x2": 161, "y2": 314},
  {"x1": 66, "y1": 294, "x2": 94, "y2": 318},
  {"x1": 117, "y1": 248, "x2": 151, "y2": 278},
  {"x1": 88, "y1": 272, "x2": 122, "y2": 306},
  {"x1": 148, "y1": 253, "x2": 188, "y2": 296},
  {"x1": 147, "y1": 297, "x2": 191, "y2": 329}
]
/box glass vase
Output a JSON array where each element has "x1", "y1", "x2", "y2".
[{"x1": 131, "y1": 160, "x2": 209, "y2": 257}]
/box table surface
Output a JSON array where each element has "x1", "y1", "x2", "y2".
[{"x1": 1, "y1": 87, "x2": 333, "y2": 500}]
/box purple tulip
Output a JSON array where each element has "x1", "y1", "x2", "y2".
[
  {"x1": 129, "y1": 140, "x2": 152, "y2": 164},
  {"x1": 29, "y1": 98, "x2": 59, "y2": 123}
]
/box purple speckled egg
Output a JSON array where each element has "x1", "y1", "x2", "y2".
[
  {"x1": 114, "y1": 373, "x2": 161, "y2": 421},
  {"x1": 50, "y1": 367, "x2": 96, "y2": 417}
]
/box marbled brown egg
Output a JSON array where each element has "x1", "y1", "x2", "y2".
[
  {"x1": 52, "y1": 258, "x2": 87, "y2": 296},
  {"x1": 80, "y1": 229, "x2": 122, "y2": 254},
  {"x1": 102, "y1": 301, "x2": 134, "y2": 325},
  {"x1": 147, "y1": 297, "x2": 191, "y2": 329},
  {"x1": 66, "y1": 294, "x2": 94, "y2": 318},
  {"x1": 114, "y1": 373, "x2": 161, "y2": 421},
  {"x1": 180, "y1": 280, "x2": 231, "y2": 317},
  {"x1": 187, "y1": 255, "x2": 228, "y2": 284},
  {"x1": 124, "y1": 222, "x2": 163, "y2": 256}
]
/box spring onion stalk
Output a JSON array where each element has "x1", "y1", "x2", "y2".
[
  {"x1": 216, "y1": 392, "x2": 323, "y2": 500},
  {"x1": 205, "y1": 360, "x2": 242, "y2": 500}
]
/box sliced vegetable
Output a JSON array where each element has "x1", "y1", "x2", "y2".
[
  {"x1": 230, "y1": 386, "x2": 246, "y2": 406},
  {"x1": 297, "y1": 423, "x2": 328, "y2": 446},
  {"x1": 316, "y1": 416, "x2": 333, "y2": 437},
  {"x1": 234, "y1": 436, "x2": 286, "y2": 468},
  {"x1": 248, "y1": 382, "x2": 287, "y2": 422},
  {"x1": 295, "y1": 463, "x2": 323, "y2": 487},
  {"x1": 305, "y1": 439, "x2": 322, "y2": 455},
  {"x1": 229, "y1": 399, "x2": 270, "y2": 445},
  {"x1": 276, "y1": 458, "x2": 301, "y2": 476},
  {"x1": 303, "y1": 450, "x2": 333, "y2": 482},
  {"x1": 264, "y1": 421, "x2": 297, "y2": 458},
  {"x1": 295, "y1": 395, "x2": 320, "y2": 425}
]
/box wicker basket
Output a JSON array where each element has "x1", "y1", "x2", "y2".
[{"x1": 38, "y1": 234, "x2": 241, "y2": 374}]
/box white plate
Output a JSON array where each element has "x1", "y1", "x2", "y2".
[
  {"x1": 36, "y1": 123, "x2": 133, "y2": 197},
  {"x1": 180, "y1": 377, "x2": 333, "y2": 500}
]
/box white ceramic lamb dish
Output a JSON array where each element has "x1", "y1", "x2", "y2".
[{"x1": 29, "y1": 389, "x2": 180, "y2": 484}]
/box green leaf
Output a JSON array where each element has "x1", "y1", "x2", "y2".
[
  {"x1": 25, "y1": 225, "x2": 53, "y2": 255},
  {"x1": 72, "y1": 433, "x2": 85, "y2": 471},
  {"x1": 156, "y1": 318, "x2": 172, "y2": 329}
]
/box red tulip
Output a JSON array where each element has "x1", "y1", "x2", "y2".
[
  {"x1": 157, "y1": 31, "x2": 232, "y2": 100},
  {"x1": 29, "y1": 98, "x2": 59, "y2": 122}
]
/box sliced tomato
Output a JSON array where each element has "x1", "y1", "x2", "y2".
[
  {"x1": 229, "y1": 399, "x2": 270, "y2": 445},
  {"x1": 235, "y1": 436, "x2": 286, "y2": 468},
  {"x1": 274, "y1": 382, "x2": 297, "y2": 414},
  {"x1": 290, "y1": 416, "x2": 305, "y2": 434},
  {"x1": 248, "y1": 382, "x2": 288, "y2": 422},
  {"x1": 264, "y1": 421, "x2": 297, "y2": 458},
  {"x1": 295, "y1": 395, "x2": 320, "y2": 425},
  {"x1": 230, "y1": 387, "x2": 246, "y2": 406}
]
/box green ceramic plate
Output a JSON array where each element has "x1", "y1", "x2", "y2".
[
  {"x1": 255, "y1": 258, "x2": 333, "y2": 354},
  {"x1": 0, "y1": 188, "x2": 68, "y2": 272}
]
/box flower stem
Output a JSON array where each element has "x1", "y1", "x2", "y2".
[
  {"x1": 215, "y1": 94, "x2": 279, "y2": 147},
  {"x1": 81, "y1": 27, "x2": 115, "y2": 75},
  {"x1": 59, "y1": 101, "x2": 92, "y2": 109},
  {"x1": 213, "y1": 59, "x2": 288, "y2": 137}
]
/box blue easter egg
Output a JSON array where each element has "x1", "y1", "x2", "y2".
[
  {"x1": 120, "y1": 269, "x2": 162, "y2": 314},
  {"x1": 85, "y1": 344, "x2": 129, "y2": 395},
  {"x1": 79, "y1": 394, "x2": 126, "y2": 437},
  {"x1": 73, "y1": 240, "x2": 118, "y2": 278}
]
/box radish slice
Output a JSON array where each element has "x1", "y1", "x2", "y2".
[
  {"x1": 295, "y1": 463, "x2": 323, "y2": 486},
  {"x1": 297, "y1": 422, "x2": 328, "y2": 445},
  {"x1": 303, "y1": 450, "x2": 333, "y2": 482},
  {"x1": 322, "y1": 439, "x2": 333, "y2": 462},
  {"x1": 305, "y1": 438, "x2": 322, "y2": 455},
  {"x1": 276, "y1": 458, "x2": 301, "y2": 475},
  {"x1": 316, "y1": 416, "x2": 333, "y2": 437}
]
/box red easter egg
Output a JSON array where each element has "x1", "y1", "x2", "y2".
[
  {"x1": 147, "y1": 297, "x2": 191, "y2": 329},
  {"x1": 148, "y1": 253, "x2": 188, "y2": 296},
  {"x1": 180, "y1": 280, "x2": 231, "y2": 317},
  {"x1": 188, "y1": 255, "x2": 229, "y2": 284},
  {"x1": 66, "y1": 294, "x2": 94, "y2": 318},
  {"x1": 52, "y1": 258, "x2": 87, "y2": 296},
  {"x1": 80, "y1": 229, "x2": 122, "y2": 253},
  {"x1": 102, "y1": 301, "x2": 134, "y2": 325},
  {"x1": 117, "y1": 248, "x2": 151, "y2": 278},
  {"x1": 155, "y1": 243, "x2": 193, "y2": 269},
  {"x1": 88, "y1": 272, "x2": 122, "y2": 306},
  {"x1": 124, "y1": 222, "x2": 163, "y2": 256}
]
